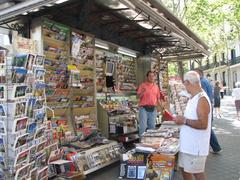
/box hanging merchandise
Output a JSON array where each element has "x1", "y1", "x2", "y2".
[
  {"x1": 69, "y1": 30, "x2": 96, "y2": 137},
  {"x1": 169, "y1": 80, "x2": 189, "y2": 116},
  {"x1": 116, "y1": 54, "x2": 137, "y2": 92}
]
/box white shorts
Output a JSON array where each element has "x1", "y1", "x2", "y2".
[{"x1": 178, "y1": 152, "x2": 207, "y2": 174}]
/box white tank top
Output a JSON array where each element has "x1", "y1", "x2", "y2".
[{"x1": 180, "y1": 91, "x2": 212, "y2": 156}]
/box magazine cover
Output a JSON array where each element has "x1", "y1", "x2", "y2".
[{"x1": 145, "y1": 153, "x2": 175, "y2": 180}]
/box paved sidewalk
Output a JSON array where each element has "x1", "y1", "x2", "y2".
[{"x1": 86, "y1": 96, "x2": 240, "y2": 180}]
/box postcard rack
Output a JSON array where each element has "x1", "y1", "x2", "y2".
[{"x1": 0, "y1": 34, "x2": 59, "y2": 180}]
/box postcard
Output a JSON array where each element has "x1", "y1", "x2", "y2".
[
  {"x1": 13, "y1": 117, "x2": 28, "y2": 133},
  {"x1": 0, "y1": 50, "x2": 6, "y2": 65},
  {"x1": 48, "y1": 149, "x2": 62, "y2": 164},
  {"x1": 0, "y1": 85, "x2": 6, "y2": 100},
  {"x1": 35, "y1": 127, "x2": 46, "y2": 140},
  {"x1": 15, "y1": 101, "x2": 27, "y2": 117},
  {"x1": 0, "y1": 65, "x2": 6, "y2": 83},
  {"x1": 33, "y1": 82, "x2": 45, "y2": 97},
  {"x1": 14, "y1": 133, "x2": 28, "y2": 149},
  {"x1": 26, "y1": 76, "x2": 35, "y2": 94},
  {"x1": 34, "y1": 68, "x2": 45, "y2": 81},
  {"x1": 26, "y1": 54, "x2": 35, "y2": 71},
  {"x1": 37, "y1": 166, "x2": 48, "y2": 180},
  {"x1": 0, "y1": 137, "x2": 5, "y2": 153},
  {"x1": 13, "y1": 85, "x2": 27, "y2": 99},
  {"x1": 27, "y1": 122, "x2": 37, "y2": 134},
  {"x1": 29, "y1": 146, "x2": 36, "y2": 163},
  {"x1": 35, "y1": 55, "x2": 45, "y2": 66},
  {"x1": 36, "y1": 141, "x2": 46, "y2": 153},
  {"x1": 26, "y1": 97, "x2": 36, "y2": 118},
  {"x1": 33, "y1": 109, "x2": 46, "y2": 124},
  {"x1": 0, "y1": 155, "x2": 5, "y2": 169},
  {"x1": 12, "y1": 54, "x2": 28, "y2": 68},
  {"x1": 30, "y1": 167, "x2": 37, "y2": 180},
  {"x1": 14, "y1": 149, "x2": 29, "y2": 167},
  {"x1": 0, "y1": 104, "x2": 6, "y2": 117},
  {"x1": 14, "y1": 164, "x2": 30, "y2": 180},
  {"x1": 12, "y1": 68, "x2": 27, "y2": 83},
  {"x1": 0, "y1": 121, "x2": 6, "y2": 135},
  {"x1": 36, "y1": 152, "x2": 47, "y2": 168}
]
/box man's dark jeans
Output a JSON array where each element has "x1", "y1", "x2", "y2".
[{"x1": 210, "y1": 128, "x2": 222, "y2": 152}]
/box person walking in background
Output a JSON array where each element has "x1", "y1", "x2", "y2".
[
  {"x1": 220, "y1": 82, "x2": 224, "y2": 99},
  {"x1": 174, "y1": 71, "x2": 211, "y2": 180},
  {"x1": 214, "y1": 81, "x2": 222, "y2": 118},
  {"x1": 195, "y1": 69, "x2": 222, "y2": 154},
  {"x1": 232, "y1": 82, "x2": 240, "y2": 121},
  {"x1": 137, "y1": 71, "x2": 166, "y2": 136}
]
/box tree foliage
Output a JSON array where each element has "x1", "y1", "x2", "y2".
[{"x1": 160, "y1": 0, "x2": 240, "y2": 59}]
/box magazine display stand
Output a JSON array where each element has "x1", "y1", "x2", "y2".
[
  {"x1": 70, "y1": 30, "x2": 97, "y2": 137},
  {"x1": 71, "y1": 141, "x2": 124, "y2": 175},
  {"x1": 119, "y1": 122, "x2": 180, "y2": 180},
  {"x1": 97, "y1": 95, "x2": 139, "y2": 144},
  {"x1": 42, "y1": 19, "x2": 71, "y2": 117}
]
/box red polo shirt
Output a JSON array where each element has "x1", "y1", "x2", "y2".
[{"x1": 137, "y1": 82, "x2": 161, "y2": 106}]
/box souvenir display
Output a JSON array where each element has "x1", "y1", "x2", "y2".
[
  {"x1": 169, "y1": 81, "x2": 189, "y2": 116},
  {"x1": 116, "y1": 54, "x2": 136, "y2": 92},
  {"x1": 151, "y1": 57, "x2": 159, "y2": 85},
  {"x1": 95, "y1": 49, "x2": 118, "y2": 93},
  {"x1": 159, "y1": 59, "x2": 169, "y2": 93}
]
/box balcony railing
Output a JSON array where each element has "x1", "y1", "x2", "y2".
[
  {"x1": 230, "y1": 56, "x2": 240, "y2": 65},
  {"x1": 201, "y1": 56, "x2": 240, "y2": 70}
]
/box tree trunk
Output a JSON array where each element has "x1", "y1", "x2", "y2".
[{"x1": 178, "y1": 61, "x2": 184, "y2": 81}]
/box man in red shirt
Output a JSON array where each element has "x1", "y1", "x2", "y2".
[{"x1": 137, "y1": 71, "x2": 165, "y2": 136}]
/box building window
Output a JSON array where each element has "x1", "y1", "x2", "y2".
[
  {"x1": 231, "y1": 49, "x2": 236, "y2": 60},
  {"x1": 215, "y1": 73, "x2": 218, "y2": 81},
  {"x1": 222, "y1": 71, "x2": 226, "y2": 86},
  {"x1": 233, "y1": 72, "x2": 237, "y2": 88},
  {"x1": 222, "y1": 52, "x2": 225, "y2": 61}
]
